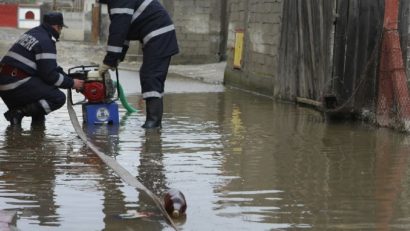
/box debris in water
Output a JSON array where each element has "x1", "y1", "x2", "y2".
[
  {"x1": 163, "y1": 188, "x2": 187, "y2": 218},
  {"x1": 118, "y1": 210, "x2": 153, "y2": 219}
]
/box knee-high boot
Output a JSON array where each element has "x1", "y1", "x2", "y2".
[
  {"x1": 4, "y1": 102, "x2": 45, "y2": 125},
  {"x1": 142, "y1": 97, "x2": 163, "y2": 129}
]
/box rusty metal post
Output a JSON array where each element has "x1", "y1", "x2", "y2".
[
  {"x1": 377, "y1": 0, "x2": 410, "y2": 129},
  {"x1": 384, "y1": 0, "x2": 399, "y2": 30}
]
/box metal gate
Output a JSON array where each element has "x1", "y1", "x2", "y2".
[
  {"x1": 0, "y1": 4, "x2": 18, "y2": 28},
  {"x1": 277, "y1": 0, "x2": 336, "y2": 102}
]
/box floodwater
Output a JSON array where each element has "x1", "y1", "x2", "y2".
[{"x1": 0, "y1": 70, "x2": 409, "y2": 231}]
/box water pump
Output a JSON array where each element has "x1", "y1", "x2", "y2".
[
  {"x1": 68, "y1": 66, "x2": 116, "y2": 103},
  {"x1": 68, "y1": 65, "x2": 119, "y2": 124}
]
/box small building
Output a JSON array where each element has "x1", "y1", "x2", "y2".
[
  {"x1": 0, "y1": 3, "x2": 41, "y2": 29},
  {"x1": 18, "y1": 4, "x2": 41, "y2": 29}
]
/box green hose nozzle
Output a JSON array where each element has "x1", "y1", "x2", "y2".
[{"x1": 113, "y1": 80, "x2": 138, "y2": 113}]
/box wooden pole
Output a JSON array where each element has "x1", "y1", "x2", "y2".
[{"x1": 91, "y1": 3, "x2": 100, "y2": 44}]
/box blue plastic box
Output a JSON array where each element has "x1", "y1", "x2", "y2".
[{"x1": 82, "y1": 102, "x2": 119, "y2": 124}]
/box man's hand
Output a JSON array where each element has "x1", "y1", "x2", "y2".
[
  {"x1": 72, "y1": 79, "x2": 84, "y2": 91},
  {"x1": 99, "y1": 63, "x2": 114, "y2": 76}
]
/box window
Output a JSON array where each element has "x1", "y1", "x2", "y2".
[{"x1": 25, "y1": 11, "x2": 34, "y2": 20}]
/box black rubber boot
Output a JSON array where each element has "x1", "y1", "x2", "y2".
[
  {"x1": 4, "y1": 109, "x2": 24, "y2": 125},
  {"x1": 31, "y1": 114, "x2": 46, "y2": 126},
  {"x1": 142, "y1": 97, "x2": 163, "y2": 129},
  {"x1": 4, "y1": 103, "x2": 45, "y2": 126}
]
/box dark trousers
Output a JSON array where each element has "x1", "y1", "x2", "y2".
[
  {"x1": 0, "y1": 77, "x2": 66, "y2": 114},
  {"x1": 139, "y1": 55, "x2": 171, "y2": 99}
]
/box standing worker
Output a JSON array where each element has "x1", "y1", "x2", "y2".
[
  {"x1": 98, "y1": 0, "x2": 179, "y2": 129},
  {"x1": 0, "y1": 12, "x2": 84, "y2": 126}
]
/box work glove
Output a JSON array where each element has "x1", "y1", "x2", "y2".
[{"x1": 99, "y1": 63, "x2": 114, "y2": 76}]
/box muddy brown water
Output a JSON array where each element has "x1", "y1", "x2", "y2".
[{"x1": 0, "y1": 70, "x2": 408, "y2": 230}]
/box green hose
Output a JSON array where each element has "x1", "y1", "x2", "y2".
[{"x1": 113, "y1": 80, "x2": 138, "y2": 113}]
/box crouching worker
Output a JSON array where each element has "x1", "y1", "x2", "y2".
[{"x1": 0, "y1": 12, "x2": 84, "y2": 126}]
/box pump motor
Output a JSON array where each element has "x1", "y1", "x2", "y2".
[{"x1": 68, "y1": 68, "x2": 116, "y2": 103}]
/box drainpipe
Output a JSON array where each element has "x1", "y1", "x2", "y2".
[{"x1": 219, "y1": 0, "x2": 228, "y2": 61}]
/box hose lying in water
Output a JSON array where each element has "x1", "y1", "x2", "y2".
[
  {"x1": 67, "y1": 90, "x2": 178, "y2": 230},
  {"x1": 113, "y1": 80, "x2": 138, "y2": 113}
]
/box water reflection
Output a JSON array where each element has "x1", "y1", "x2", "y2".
[
  {"x1": 138, "y1": 130, "x2": 167, "y2": 195},
  {"x1": 162, "y1": 89, "x2": 410, "y2": 231},
  {"x1": 0, "y1": 125, "x2": 58, "y2": 226},
  {"x1": 1, "y1": 86, "x2": 410, "y2": 230},
  {"x1": 84, "y1": 123, "x2": 169, "y2": 231},
  {"x1": 137, "y1": 130, "x2": 168, "y2": 230},
  {"x1": 375, "y1": 129, "x2": 410, "y2": 231}
]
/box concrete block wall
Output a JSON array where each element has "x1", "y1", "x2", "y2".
[
  {"x1": 224, "y1": 0, "x2": 283, "y2": 96},
  {"x1": 99, "y1": 0, "x2": 225, "y2": 65},
  {"x1": 170, "y1": 0, "x2": 223, "y2": 64}
]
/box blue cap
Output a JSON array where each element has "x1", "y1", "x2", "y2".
[{"x1": 43, "y1": 12, "x2": 68, "y2": 28}]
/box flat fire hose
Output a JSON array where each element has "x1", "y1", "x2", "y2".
[{"x1": 67, "y1": 90, "x2": 178, "y2": 230}]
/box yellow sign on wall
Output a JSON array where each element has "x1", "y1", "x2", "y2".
[{"x1": 233, "y1": 30, "x2": 244, "y2": 69}]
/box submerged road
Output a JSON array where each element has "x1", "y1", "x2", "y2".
[{"x1": 0, "y1": 70, "x2": 409, "y2": 230}]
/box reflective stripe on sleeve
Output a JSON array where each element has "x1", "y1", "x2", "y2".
[
  {"x1": 107, "y1": 46, "x2": 123, "y2": 53},
  {"x1": 110, "y1": 8, "x2": 134, "y2": 15},
  {"x1": 131, "y1": 0, "x2": 153, "y2": 23},
  {"x1": 6, "y1": 51, "x2": 37, "y2": 70},
  {"x1": 54, "y1": 73, "x2": 64, "y2": 86},
  {"x1": 35, "y1": 53, "x2": 57, "y2": 60},
  {"x1": 143, "y1": 25, "x2": 175, "y2": 44}
]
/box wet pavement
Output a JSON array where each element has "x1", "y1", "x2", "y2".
[{"x1": 1, "y1": 27, "x2": 410, "y2": 231}]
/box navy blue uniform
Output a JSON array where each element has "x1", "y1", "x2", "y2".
[
  {"x1": 103, "y1": 0, "x2": 179, "y2": 99},
  {"x1": 0, "y1": 23, "x2": 74, "y2": 114}
]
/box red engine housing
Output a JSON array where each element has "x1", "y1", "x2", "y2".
[{"x1": 83, "y1": 81, "x2": 106, "y2": 103}]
